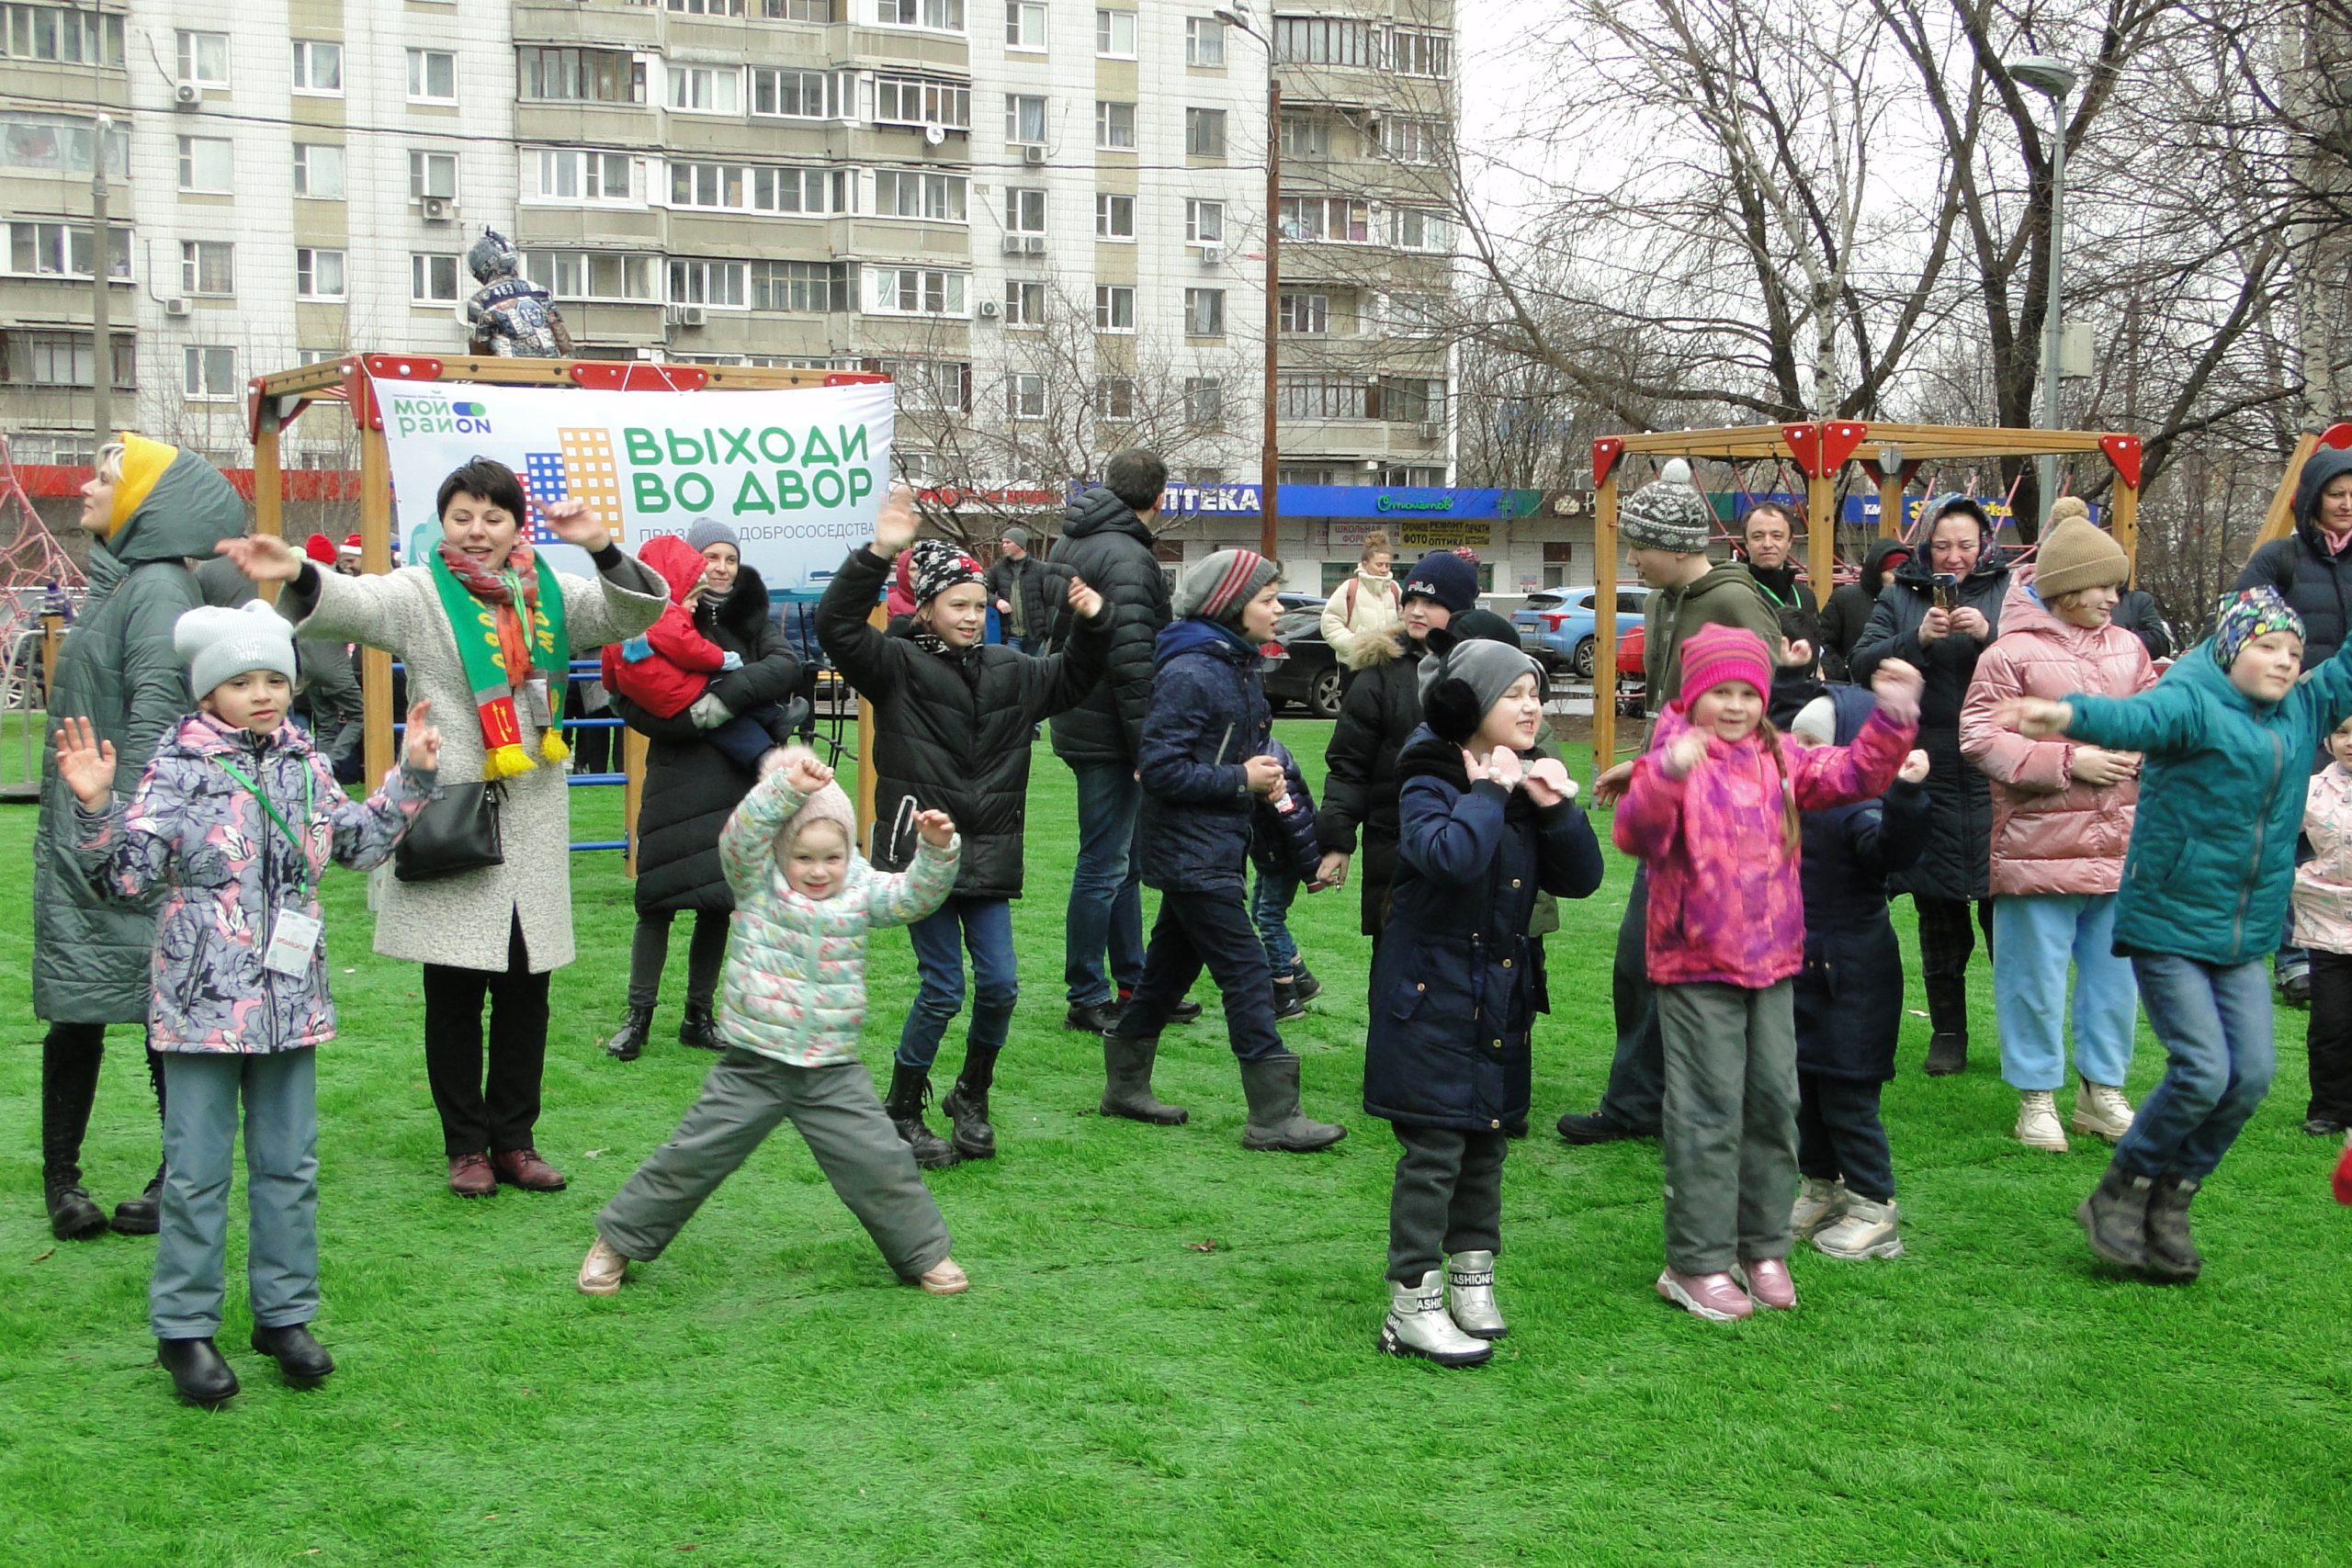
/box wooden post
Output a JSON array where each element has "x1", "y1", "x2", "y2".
[
  {"x1": 1877, "y1": 470, "x2": 1904, "y2": 540},
  {"x1": 1590, "y1": 468, "x2": 1621, "y2": 777},
  {"x1": 1806, "y1": 465, "x2": 1837, "y2": 618},
  {"x1": 2254, "y1": 429, "x2": 2326, "y2": 553},
  {"x1": 358, "y1": 425, "x2": 394, "y2": 786},
  {"x1": 622, "y1": 727, "x2": 649, "y2": 877},
  {"x1": 2110, "y1": 474, "x2": 2139, "y2": 575},
  {"x1": 251, "y1": 410, "x2": 285, "y2": 605}
]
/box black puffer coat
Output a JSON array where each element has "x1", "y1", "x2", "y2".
[
  {"x1": 2236, "y1": 446, "x2": 2352, "y2": 665},
  {"x1": 817, "y1": 545, "x2": 1107, "y2": 897},
  {"x1": 1819, "y1": 538, "x2": 1911, "y2": 682},
  {"x1": 1849, "y1": 547, "x2": 2013, "y2": 901},
  {"x1": 1317, "y1": 627, "x2": 1427, "y2": 934},
  {"x1": 1046, "y1": 487, "x2": 1171, "y2": 766},
  {"x1": 616, "y1": 567, "x2": 802, "y2": 915}
]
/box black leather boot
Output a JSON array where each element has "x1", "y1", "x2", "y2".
[
  {"x1": 157, "y1": 1337, "x2": 239, "y2": 1404},
  {"x1": 251, "y1": 1322, "x2": 335, "y2": 1382},
  {"x1": 942, "y1": 1043, "x2": 1002, "y2": 1160},
  {"x1": 1271, "y1": 975, "x2": 1306, "y2": 1022},
  {"x1": 1923, "y1": 973, "x2": 1968, "y2": 1076},
  {"x1": 111, "y1": 1165, "x2": 164, "y2": 1235},
  {"x1": 604, "y1": 1006, "x2": 654, "y2": 1062},
  {"x1": 41, "y1": 1026, "x2": 107, "y2": 1239},
  {"x1": 1290, "y1": 963, "x2": 1324, "y2": 1005},
  {"x1": 883, "y1": 1063, "x2": 961, "y2": 1168},
  {"x1": 677, "y1": 1002, "x2": 725, "y2": 1053},
  {"x1": 45, "y1": 1178, "x2": 107, "y2": 1241}
]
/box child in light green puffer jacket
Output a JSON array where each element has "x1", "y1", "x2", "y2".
[{"x1": 578, "y1": 749, "x2": 971, "y2": 1296}]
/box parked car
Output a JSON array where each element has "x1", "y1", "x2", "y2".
[
  {"x1": 1263, "y1": 607, "x2": 1344, "y2": 718},
  {"x1": 1616, "y1": 623, "x2": 1647, "y2": 716},
  {"x1": 1277, "y1": 591, "x2": 1327, "y2": 613},
  {"x1": 1513, "y1": 584, "x2": 1649, "y2": 678}
]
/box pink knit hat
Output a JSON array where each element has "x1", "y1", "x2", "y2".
[{"x1": 1677, "y1": 624, "x2": 1772, "y2": 705}]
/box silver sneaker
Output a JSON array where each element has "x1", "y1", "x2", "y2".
[
  {"x1": 1445, "y1": 1250, "x2": 1508, "y2": 1340},
  {"x1": 1378, "y1": 1270, "x2": 1493, "y2": 1365},
  {"x1": 2016, "y1": 1089, "x2": 2069, "y2": 1151},
  {"x1": 2072, "y1": 1077, "x2": 2135, "y2": 1142},
  {"x1": 1812, "y1": 1194, "x2": 1905, "y2": 1259},
  {"x1": 1791, "y1": 1176, "x2": 1844, "y2": 1240}
]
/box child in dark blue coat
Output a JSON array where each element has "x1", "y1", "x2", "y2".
[
  {"x1": 1784, "y1": 688, "x2": 1930, "y2": 1261},
  {"x1": 1364, "y1": 640, "x2": 1605, "y2": 1364},
  {"x1": 1100, "y1": 550, "x2": 1348, "y2": 1152},
  {"x1": 1250, "y1": 738, "x2": 1325, "y2": 1021}
]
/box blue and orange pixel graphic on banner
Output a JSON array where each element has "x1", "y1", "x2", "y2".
[{"x1": 518, "y1": 430, "x2": 626, "y2": 545}]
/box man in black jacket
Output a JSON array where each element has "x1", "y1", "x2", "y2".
[
  {"x1": 1737, "y1": 500, "x2": 1823, "y2": 674},
  {"x1": 986, "y1": 525, "x2": 1055, "y2": 653},
  {"x1": 1050, "y1": 448, "x2": 1190, "y2": 1033}
]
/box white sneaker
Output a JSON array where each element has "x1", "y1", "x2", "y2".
[
  {"x1": 1378, "y1": 1270, "x2": 1493, "y2": 1365},
  {"x1": 2015, "y1": 1090, "x2": 2069, "y2": 1151},
  {"x1": 1792, "y1": 1176, "x2": 1844, "y2": 1240},
  {"x1": 1813, "y1": 1194, "x2": 1905, "y2": 1259},
  {"x1": 2072, "y1": 1078, "x2": 2135, "y2": 1141}
]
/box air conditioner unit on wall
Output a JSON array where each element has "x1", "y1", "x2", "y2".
[
  {"x1": 1199, "y1": 243, "x2": 1223, "y2": 267},
  {"x1": 1001, "y1": 234, "x2": 1029, "y2": 254},
  {"x1": 420, "y1": 196, "x2": 452, "y2": 222},
  {"x1": 1415, "y1": 420, "x2": 1442, "y2": 441},
  {"x1": 173, "y1": 82, "x2": 200, "y2": 108},
  {"x1": 1023, "y1": 144, "x2": 1046, "y2": 165},
  {"x1": 976, "y1": 299, "x2": 1001, "y2": 320},
  {"x1": 1023, "y1": 236, "x2": 1046, "y2": 255},
  {"x1": 164, "y1": 297, "x2": 191, "y2": 318},
  {"x1": 676, "y1": 305, "x2": 707, "y2": 327}
]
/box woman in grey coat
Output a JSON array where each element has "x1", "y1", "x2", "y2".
[{"x1": 217, "y1": 457, "x2": 665, "y2": 1198}]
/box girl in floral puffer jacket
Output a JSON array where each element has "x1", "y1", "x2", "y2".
[
  {"x1": 582, "y1": 750, "x2": 973, "y2": 1298},
  {"x1": 57, "y1": 600, "x2": 439, "y2": 1404},
  {"x1": 1615, "y1": 625, "x2": 1920, "y2": 1324}
]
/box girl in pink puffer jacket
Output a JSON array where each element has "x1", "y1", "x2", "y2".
[{"x1": 1959, "y1": 516, "x2": 2155, "y2": 1154}]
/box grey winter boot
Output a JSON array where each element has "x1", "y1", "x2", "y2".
[
  {"x1": 1237, "y1": 1053, "x2": 1347, "y2": 1152},
  {"x1": 1445, "y1": 1250, "x2": 1509, "y2": 1340},
  {"x1": 2076, "y1": 1161, "x2": 2154, "y2": 1272},
  {"x1": 2142, "y1": 1174, "x2": 2203, "y2": 1282},
  {"x1": 1099, "y1": 1034, "x2": 1188, "y2": 1125},
  {"x1": 1378, "y1": 1270, "x2": 1492, "y2": 1366},
  {"x1": 883, "y1": 1064, "x2": 962, "y2": 1169}
]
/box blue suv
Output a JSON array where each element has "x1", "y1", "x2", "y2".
[{"x1": 1512, "y1": 585, "x2": 1649, "y2": 678}]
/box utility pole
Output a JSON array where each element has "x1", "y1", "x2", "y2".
[{"x1": 90, "y1": 112, "x2": 112, "y2": 450}]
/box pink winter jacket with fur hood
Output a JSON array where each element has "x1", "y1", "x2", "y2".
[
  {"x1": 1956, "y1": 574, "x2": 2154, "y2": 897},
  {"x1": 1615, "y1": 701, "x2": 1917, "y2": 988}
]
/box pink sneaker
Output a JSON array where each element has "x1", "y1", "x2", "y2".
[
  {"x1": 1655, "y1": 1269, "x2": 1753, "y2": 1322},
  {"x1": 1738, "y1": 1257, "x2": 1798, "y2": 1310}
]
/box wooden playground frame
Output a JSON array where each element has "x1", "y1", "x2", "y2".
[
  {"x1": 1589, "y1": 420, "x2": 2145, "y2": 769},
  {"x1": 244, "y1": 353, "x2": 886, "y2": 864}
]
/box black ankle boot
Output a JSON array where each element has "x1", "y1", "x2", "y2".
[
  {"x1": 1271, "y1": 976, "x2": 1306, "y2": 1022},
  {"x1": 45, "y1": 1177, "x2": 107, "y2": 1241},
  {"x1": 942, "y1": 1044, "x2": 1002, "y2": 1160},
  {"x1": 1290, "y1": 964, "x2": 1323, "y2": 1005},
  {"x1": 251, "y1": 1322, "x2": 335, "y2": 1382},
  {"x1": 111, "y1": 1165, "x2": 164, "y2": 1235},
  {"x1": 883, "y1": 1063, "x2": 961, "y2": 1168},
  {"x1": 678, "y1": 1002, "x2": 725, "y2": 1052},
  {"x1": 1923, "y1": 974, "x2": 1968, "y2": 1076},
  {"x1": 157, "y1": 1337, "x2": 239, "y2": 1404},
  {"x1": 605, "y1": 1006, "x2": 654, "y2": 1062}
]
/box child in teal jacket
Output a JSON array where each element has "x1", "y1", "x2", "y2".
[{"x1": 1996, "y1": 586, "x2": 2352, "y2": 1283}]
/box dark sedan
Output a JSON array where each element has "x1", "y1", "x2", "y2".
[{"x1": 1263, "y1": 607, "x2": 1344, "y2": 718}]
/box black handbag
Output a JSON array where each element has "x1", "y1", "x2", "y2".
[{"x1": 394, "y1": 781, "x2": 504, "y2": 883}]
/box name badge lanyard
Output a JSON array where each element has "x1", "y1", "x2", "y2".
[{"x1": 213, "y1": 756, "x2": 322, "y2": 978}]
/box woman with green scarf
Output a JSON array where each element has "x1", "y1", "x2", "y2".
[{"x1": 218, "y1": 458, "x2": 665, "y2": 1198}]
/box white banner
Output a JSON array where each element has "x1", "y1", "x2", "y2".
[{"x1": 375, "y1": 378, "x2": 894, "y2": 593}]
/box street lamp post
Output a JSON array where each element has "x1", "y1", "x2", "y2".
[
  {"x1": 2008, "y1": 55, "x2": 2075, "y2": 531},
  {"x1": 1214, "y1": 1, "x2": 1280, "y2": 559}
]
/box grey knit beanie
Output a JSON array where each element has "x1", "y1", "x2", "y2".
[
  {"x1": 684, "y1": 516, "x2": 741, "y2": 554},
  {"x1": 1173, "y1": 548, "x2": 1281, "y2": 625},
  {"x1": 176, "y1": 600, "x2": 298, "y2": 701},
  {"x1": 1618, "y1": 458, "x2": 1714, "y2": 553},
  {"x1": 1419, "y1": 637, "x2": 1544, "y2": 745}
]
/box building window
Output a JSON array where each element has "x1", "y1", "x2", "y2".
[
  {"x1": 1006, "y1": 94, "x2": 1046, "y2": 143},
  {"x1": 866, "y1": 266, "x2": 968, "y2": 316},
  {"x1": 1387, "y1": 28, "x2": 1453, "y2": 76},
  {"x1": 1095, "y1": 7, "x2": 1135, "y2": 56},
  {"x1": 1389, "y1": 208, "x2": 1452, "y2": 252},
  {"x1": 763, "y1": 0, "x2": 835, "y2": 16},
  {"x1": 1004, "y1": 278, "x2": 1046, "y2": 325},
  {"x1": 6, "y1": 220, "x2": 129, "y2": 279},
  {"x1": 1004, "y1": 186, "x2": 1047, "y2": 234},
  {"x1": 1378, "y1": 376, "x2": 1445, "y2": 423},
  {"x1": 1185, "y1": 107, "x2": 1227, "y2": 159},
  {"x1": 2, "y1": 6, "x2": 124, "y2": 66},
  {"x1": 179, "y1": 240, "x2": 234, "y2": 297},
  {"x1": 1184, "y1": 198, "x2": 1224, "y2": 243},
  {"x1": 1095, "y1": 284, "x2": 1135, "y2": 332},
  {"x1": 1, "y1": 329, "x2": 134, "y2": 388},
  {"x1": 525, "y1": 251, "x2": 662, "y2": 301},
  {"x1": 1184, "y1": 376, "x2": 1222, "y2": 424},
  {"x1": 1094, "y1": 100, "x2": 1135, "y2": 150},
  {"x1": 1007, "y1": 372, "x2": 1046, "y2": 420},
  {"x1": 290, "y1": 39, "x2": 342, "y2": 95},
  {"x1": 1096, "y1": 192, "x2": 1134, "y2": 238},
  {"x1": 668, "y1": 0, "x2": 745, "y2": 12},
  {"x1": 1280, "y1": 195, "x2": 1370, "y2": 243},
  {"x1": 535, "y1": 148, "x2": 634, "y2": 203},
  {"x1": 1277, "y1": 375, "x2": 1368, "y2": 419},
  {"x1": 1381, "y1": 464, "x2": 1448, "y2": 486},
  {"x1": 1185, "y1": 17, "x2": 1224, "y2": 65},
  {"x1": 409, "y1": 151, "x2": 458, "y2": 200},
  {"x1": 877, "y1": 0, "x2": 964, "y2": 28},
  {"x1": 1280, "y1": 114, "x2": 1329, "y2": 157},
  {"x1": 1182, "y1": 288, "x2": 1224, "y2": 335},
  {"x1": 1382, "y1": 118, "x2": 1441, "y2": 164},
  {"x1": 1005, "y1": 0, "x2": 1046, "y2": 50},
  {"x1": 407, "y1": 49, "x2": 457, "y2": 103},
  {"x1": 520, "y1": 47, "x2": 645, "y2": 104},
  {"x1": 880, "y1": 357, "x2": 972, "y2": 413},
  {"x1": 177, "y1": 135, "x2": 233, "y2": 193},
  {"x1": 1095, "y1": 376, "x2": 1135, "y2": 420},
  {"x1": 668, "y1": 259, "x2": 749, "y2": 307},
  {"x1": 411, "y1": 254, "x2": 461, "y2": 303},
  {"x1": 1278, "y1": 291, "x2": 1328, "y2": 335},
  {"x1": 752, "y1": 67, "x2": 849, "y2": 118},
  {"x1": 1382, "y1": 290, "x2": 1447, "y2": 333},
  {"x1": 751, "y1": 259, "x2": 855, "y2": 311},
  {"x1": 876, "y1": 169, "x2": 967, "y2": 220},
  {"x1": 296, "y1": 247, "x2": 346, "y2": 301},
  {"x1": 293, "y1": 142, "x2": 345, "y2": 198},
  {"x1": 876, "y1": 75, "x2": 970, "y2": 128},
  {"x1": 1272, "y1": 16, "x2": 1371, "y2": 65},
  {"x1": 183, "y1": 344, "x2": 237, "y2": 400},
  {"x1": 667, "y1": 64, "x2": 743, "y2": 114},
  {"x1": 175, "y1": 29, "x2": 229, "y2": 87}
]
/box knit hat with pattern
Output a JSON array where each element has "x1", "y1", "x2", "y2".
[
  {"x1": 1677, "y1": 623, "x2": 1773, "y2": 704},
  {"x1": 908, "y1": 538, "x2": 986, "y2": 604},
  {"x1": 1618, "y1": 458, "x2": 1714, "y2": 553},
  {"x1": 1173, "y1": 548, "x2": 1280, "y2": 625},
  {"x1": 2211, "y1": 585, "x2": 2304, "y2": 671}
]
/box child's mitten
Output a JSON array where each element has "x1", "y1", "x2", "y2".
[{"x1": 690, "y1": 694, "x2": 732, "y2": 729}]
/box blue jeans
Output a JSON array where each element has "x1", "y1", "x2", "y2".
[
  {"x1": 1991, "y1": 894, "x2": 2138, "y2": 1090},
  {"x1": 896, "y1": 897, "x2": 1018, "y2": 1072},
  {"x1": 2116, "y1": 953, "x2": 2277, "y2": 1180},
  {"x1": 1251, "y1": 867, "x2": 1302, "y2": 973},
  {"x1": 1065, "y1": 761, "x2": 1145, "y2": 1005}
]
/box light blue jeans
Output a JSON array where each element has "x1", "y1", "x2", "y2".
[
  {"x1": 152, "y1": 1048, "x2": 319, "y2": 1340},
  {"x1": 2115, "y1": 953, "x2": 2276, "y2": 1180},
  {"x1": 1991, "y1": 894, "x2": 2139, "y2": 1091}
]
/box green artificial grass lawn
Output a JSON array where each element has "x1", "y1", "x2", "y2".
[{"x1": 3, "y1": 718, "x2": 2348, "y2": 1567}]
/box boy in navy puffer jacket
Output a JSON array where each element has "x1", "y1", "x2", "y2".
[
  {"x1": 1250, "y1": 737, "x2": 1326, "y2": 1021},
  {"x1": 1100, "y1": 550, "x2": 1347, "y2": 1152}
]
